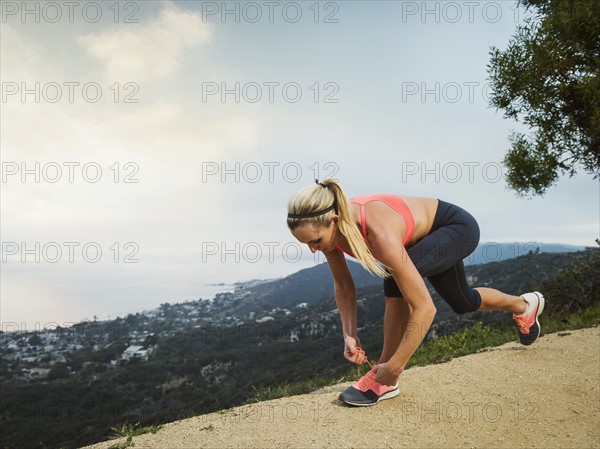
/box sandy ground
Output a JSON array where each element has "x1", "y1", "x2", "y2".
[{"x1": 83, "y1": 326, "x2": 600, "y2": 449}]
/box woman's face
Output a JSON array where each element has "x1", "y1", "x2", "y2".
[{"x1": 291, "y1": 218, "x2": 338, "y2": 253}]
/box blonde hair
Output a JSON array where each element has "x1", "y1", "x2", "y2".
[{"x1": 287, "y1": 179, "x2": 390, "y2": 278}]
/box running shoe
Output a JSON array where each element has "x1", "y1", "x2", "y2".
[
  {"x1": 339, "y1": 367, "x2": 399, "y2": 406},
  {"x1": 513, "y1": 291, "x2": 545, "y2": 345}
]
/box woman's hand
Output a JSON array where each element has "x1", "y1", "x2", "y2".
[
  {"x1": 343, "y1": 335, "x2": 367, "y2": 365},
  {"x1": 373, "y1": 361, "x2": 402, "y2": 386}
]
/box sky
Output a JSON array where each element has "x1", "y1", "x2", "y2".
[{"x1": 1, "y1": 1, "x2": 598, "y2": 330}]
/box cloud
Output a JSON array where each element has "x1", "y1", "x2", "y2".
[
  {"x1": 1, "y1": 3, "x2": 260, "y2": 243},
  {"x1": 0, "y1": 21, "x2": 51, "y2": 81},
  {"x1": 79, "y1": 4, "x2": 211, "y2": 83}
]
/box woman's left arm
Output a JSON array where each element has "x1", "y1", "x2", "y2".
[{"x1": 369, "y1": 228, "x2": 437, "y2": 385}]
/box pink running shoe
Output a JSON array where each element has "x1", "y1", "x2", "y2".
[
  {"x1": 513, "y1": 291, "x2": 545, "y2": 345},
  {"x1": 339, "y1": 367, "x2": 399, "y2": 406}
]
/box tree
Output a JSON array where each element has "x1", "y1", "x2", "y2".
[
  {"x1": 47, "y1": 363, "x2": 71, "y2": 380},
  {"x1": 487, "y1": 0, "x2": 600, "y2": 196},
  {"x1": 28, "y1": 334, "x2": 42, "y2": 346}
]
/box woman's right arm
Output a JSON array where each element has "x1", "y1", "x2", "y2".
[{"x1": 324, "y1": 248, "x2": 366, "y2": 364}]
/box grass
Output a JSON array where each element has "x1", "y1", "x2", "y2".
[
  {"x1": 245, "y1": 375, "x2": 351, "y2": 404},
  {"x1": 248, "y1": 302, "x2": 600, "y2": 403},
  {"x1": 107, "y1": 436, "x2": 134, "y2": 449},
  {"x1": 107, "y1": 422, "x2": 163, "y2": 448}
]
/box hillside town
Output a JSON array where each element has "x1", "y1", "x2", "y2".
[{"x1": 0, "y1": 286, "x2": 308, "y2": 382}]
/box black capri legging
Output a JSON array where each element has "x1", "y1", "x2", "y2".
[{"x1": 383, "y1": 199, "x2": 482, "y2": 314}]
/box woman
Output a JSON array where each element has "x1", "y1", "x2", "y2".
[{"x1": 287, "y1": 179, "x2": 545, "y2": 407}]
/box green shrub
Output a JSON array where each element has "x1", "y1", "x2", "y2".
[{"x1": 537, "y1": 247, "x2": 600, "y2": 320}]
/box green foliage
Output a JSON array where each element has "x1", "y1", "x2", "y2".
[
  {"x1": 487, "y1": 0, "x2": 600, "y2": 196},
  {"x1": 92, "y1": 341, "x2": 128, "y2": 364},
  {"x1": 408, "y1": 322, "x2": 513, "y2": 367},
  {"x1": 503, "y1": 132, "x2": 562, "y2": 197},
  {"x1": 28, "y1": 334, "x2": 42, "y2": 346},
  {"x1": 107, "y1": 435, "x2": 134, "y2": 449},
  {"x1": 106, "y1": 421, "x2": 162, "y2": 448},
  {"x1": 109, "y1": 422, "x2": 162, "y2": 439},
  {"x1": 542, "y1": 302, "x2": 600, "y2": 333},
  {"x1": 536, "y1": 247, "x2": 600, "y2": 319},
  {"x1": 47, "y1": 363, "x2": 70, "y2": 380}
]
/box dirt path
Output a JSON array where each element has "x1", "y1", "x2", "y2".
[{"x1": 84, "y1": 327, "x2": 600, "y2": 449}]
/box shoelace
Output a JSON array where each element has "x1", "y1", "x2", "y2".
[
  {"x1": 353, "y1": 369, "x2": 376, "y2": 391},
  {"x1": 513, "y1": 314, "x2": 531, "y2": 334},
  {"x1": 354, "y1": 347, "x2": 374, "y2": 368}
]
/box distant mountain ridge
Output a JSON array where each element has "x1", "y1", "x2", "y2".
[
  {"x1": 464, "y1": 242, "x2": 585, "y2": 266},
  {"x1": 214, "y1": 261, "x2": 379, "y2": 317},
  {"x1": 211, "y1": 242, "x2": 586, "y2": 319},
  {"x1": 141, "y1": 242, "x2": 587, "y2": 323}
]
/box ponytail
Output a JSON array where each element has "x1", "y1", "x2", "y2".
[{"x1": 287, "y1": 179, "x2": 390, "y2": 278}]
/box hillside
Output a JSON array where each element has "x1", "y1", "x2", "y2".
[
  {"x1": 463, "y1": 242, "x2": 585, "y2": 266},
  {"x1": 1, "y1": 249, "x2": 597, "y2": 449},
  {"x1": 210, "y1": 242, "x2": 586, "y2": 320},
  {"x1": 214, "y1": 259, "x2": 379, "y2": 317},
  {"x1": 84, "y1": 326, "x2": 600, "y2": 449},
  {"x1": 212, "y1": 245, "x2": 584, "y2": 322}
]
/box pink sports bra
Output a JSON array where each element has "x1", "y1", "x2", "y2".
[{"x1": 335, "y1": 194, "x2": 415, "y2": 257}]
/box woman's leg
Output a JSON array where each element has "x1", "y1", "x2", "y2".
[
  {"x1": 401, "y1": 200, "x2": 526, "y2": 316},
  {"x1": 475, "y1": 287, "x2": 527, "y2": 314},
  {"x1": 426, "y1": 262, "x2": 528, "y2": 315},
  {"x1": 378, "y1": 296, "x2": 412, "y2": 364},
  {"x1": 428, "y1": 265, "x2": 544, "y2": 345}
]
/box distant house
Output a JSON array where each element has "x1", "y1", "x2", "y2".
[
  {"x1": 121, "y1": 345, "x2": 148, "y2": 361},
  {"x1": 255, "y1": 316, "x2": 274, "y2": 323},
  {"x1": 296, "y1": 303, "x2": 308, "y2": 309},
  {"x1": 27, "y1": 368, "x2": 51, "y2": 380},
  {"x1": 290, "y1": 330, "x2": 299, "y2": 342}
]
